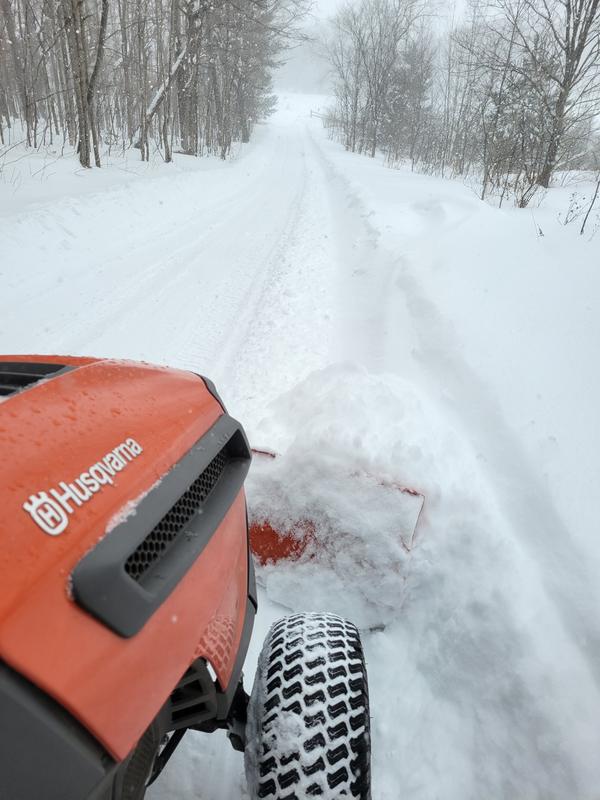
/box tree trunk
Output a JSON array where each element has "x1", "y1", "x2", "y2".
[
  {"x1": 1, "y1": 0, "x2": 33, "y2": 143},
  {"x1": 537, "y1": 89, "x2": 568, "y2": 188},
  {"x1": 63, "y1": 0, "x2": 92, "y2": 167}
]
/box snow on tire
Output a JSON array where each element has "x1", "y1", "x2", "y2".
[{"x1": 245, "y1": 613, "x2": 371, "y2": 799}]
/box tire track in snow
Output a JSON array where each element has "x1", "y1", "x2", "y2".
[
  {"x1": 179, "y1": 143, "x2": 311, "y2": 385},
  {"x1": 305, "y1": 125, "x2": 420, "y2": 377},
  {"x1": 183, "y1": 122, "x2": 343, "y2": 417}
]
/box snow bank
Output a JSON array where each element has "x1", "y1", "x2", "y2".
[{"x1": 0, "y1": 125, "x2": 250, "y2": 217}]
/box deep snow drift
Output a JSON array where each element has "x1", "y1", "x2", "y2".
[{"x1": 1, "y1": 92, "x2": 600, "y2": 799}]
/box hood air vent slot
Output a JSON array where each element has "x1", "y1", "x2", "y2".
[
  {"x1": 125, "y1": 448, "x2": 228, "y2": 582},
  {"x1": 72, "y1": 414, "x2": 251, "y2": 638},
  {"x1": 0, "y1": 362, "x2": 67, "y2": 398}
]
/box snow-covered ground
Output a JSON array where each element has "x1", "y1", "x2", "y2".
[{"x1": 2, "y1": 92, "x2": 600, "y2": 799}]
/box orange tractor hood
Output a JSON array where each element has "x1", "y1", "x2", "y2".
[
  {"x1": 0, "y1": 356, "x2": 221, "y2": 626},
  {"x1": 0, "y1": 356, "x2": 251, "y2": 760}
]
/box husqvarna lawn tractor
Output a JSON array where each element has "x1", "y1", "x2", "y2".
[{"x1": 0, "y1": 355, "x2": 371, "y2": 800}]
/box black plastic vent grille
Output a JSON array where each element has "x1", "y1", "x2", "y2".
[
  {"x1": 125, "y1": 448, "x2": 228, "y2": 582},
  {"x1": 0, "y1": 361, "x2": 66, "y2": 397},
  {"x1": 169, "y1": 661, "x2": 218, "y2": 729}
]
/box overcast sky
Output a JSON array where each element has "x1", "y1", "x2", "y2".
[
  {"x1": 309, "y1": 0, "x2": 343, "y2": 19},
  {"x1": 274, "y1": 0, "x2": 466, "y2": 93}
]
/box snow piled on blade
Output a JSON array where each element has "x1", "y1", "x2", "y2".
[{"x1": 247, "y1": 364, "x2": 442, "y2": 627}]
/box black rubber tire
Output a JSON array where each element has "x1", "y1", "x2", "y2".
[{"x1": 245, "y1": 613, "x2": 371, "y2": 799}]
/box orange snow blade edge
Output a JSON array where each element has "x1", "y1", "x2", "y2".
[{"x1": 248, "y1": 448, "x2": 425, "y2": 565}]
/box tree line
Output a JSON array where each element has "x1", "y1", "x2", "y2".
[
  {"x1": 0, "y1": 0, "x2": 306, "y2": 166},
  {"x1": 324, "y1": 0, "x2": 600, "y2": 205}
]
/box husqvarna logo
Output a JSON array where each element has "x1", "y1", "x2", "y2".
[
  {"x1": 23, "y1": 493, "x2": 70, "y2": 535},
  {"x1": 23, "y1": 438, "x2": 143, "y2": 535}
]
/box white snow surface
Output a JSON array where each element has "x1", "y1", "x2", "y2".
[{"x1": 2, "y1": 92, "x2": 600, "y2": 798}]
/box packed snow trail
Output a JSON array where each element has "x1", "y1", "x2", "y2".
[
  {"x1": 1, "y1": 120, "x2": 331, "y2": 386},
  {"x1": 1, "y1": 93, "x2": 600, "y2": 799}
]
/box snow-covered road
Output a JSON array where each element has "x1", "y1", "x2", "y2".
[
  {"x1": 0, "y1": 97, "x2": 412, "y2": 395},
  {"x1": 2, "y1": 93, "x2": 600, "y2": 799},
  {"x1": 1, "y1": 112, "x2": 330, "y2": 385}
]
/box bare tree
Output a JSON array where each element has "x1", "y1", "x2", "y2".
[
  {"x1": 323, "y1": 0, "x2": 600, "y2": 206},
  {"x1": 325, "y1": 0, "x2": 423, "y2": 157},
  {"x1": 492, "y1": 0, "x2": 600, "y2": 187}
]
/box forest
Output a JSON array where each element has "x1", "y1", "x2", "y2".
[
  {"x1": 323, "y1": 0, "x2": 600, "y2": 206},
  {"x1": 1, "y1": 0, "x2": 599, "y2": 209},
  {"x1": 0, "y1": 0, "x2": 306, "y2": 165}
]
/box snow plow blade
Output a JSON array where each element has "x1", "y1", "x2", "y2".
[
  {"x1": 249, "y1": 519, "x2": 316, "y2": 564},
  {"x1": 248, "y1": 448, "x2": 425, "y2": 565}
]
